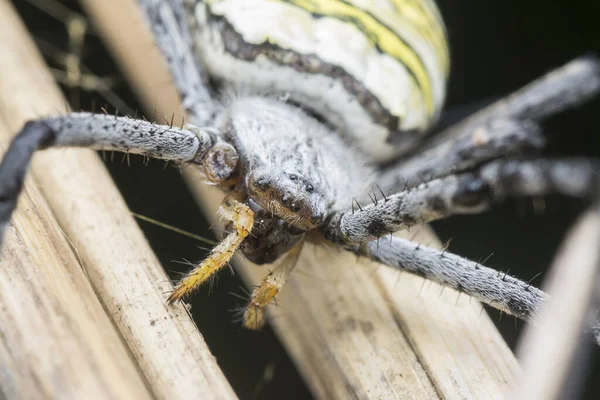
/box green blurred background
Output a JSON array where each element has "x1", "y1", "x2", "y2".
[{"x1": 13, "y1": 0, "x2": 600, "y2": 398}]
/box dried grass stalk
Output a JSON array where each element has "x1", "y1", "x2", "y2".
[{"x1": 512, "y1": 204, "x2": 600, "y2": 400}]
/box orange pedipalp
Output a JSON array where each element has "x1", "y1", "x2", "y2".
[
  {"x1": 167, "y1": 198, "x2": 254, "y2": 304},
  {"x1": 243, "y1": 241, "x2": 304, "y2": 329}
]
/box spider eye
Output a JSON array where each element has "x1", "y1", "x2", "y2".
[
  {"x1": 289, "y1": 174, "x2": 298, "y2": 181},
  {"x1": 306, "y1": 184, "x2": 314, "y2": 193}
]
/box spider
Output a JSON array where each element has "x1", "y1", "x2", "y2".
[{"x1": 2, "y1": 0, "x2": 600, "y2": 340}]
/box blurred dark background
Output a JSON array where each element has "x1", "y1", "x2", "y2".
[{"x1": 13, "y1": 0, "x2": 600, "y2": 398}]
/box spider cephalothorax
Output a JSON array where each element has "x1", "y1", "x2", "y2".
[{"x1": 225, "y1": 96, "x2": 374, "y2": 231}]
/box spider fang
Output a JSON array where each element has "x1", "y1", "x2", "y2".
[{"x1": 167, "y1": 198, "x2": 254, "y2": 304}]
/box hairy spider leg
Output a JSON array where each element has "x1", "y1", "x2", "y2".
[
  {"x1": 325, "y1": 158, "x2": 599, "y2": 245},
  {"x1": 376, "y1": 56, "x2": 600, "y2": 191},
  {"x1": 167, "y1": 198, "x2": 254, "y2": 304},
  {"x1": 137, "y1": 0, "x2": 214, "y2": 125},
  {"x1": 243, "y1": 240, "x2": 304, "y2": 330},
  {"x1": 360, "y1": 235, "x2": 548, "y2": 320}
]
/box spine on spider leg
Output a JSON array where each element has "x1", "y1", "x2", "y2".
[
  {"x1": 512, "y1": 200, "x2": 600, "y2": 398},
  {"x1": 358, "y1": 236, "x2": 548, "y2": 320}
]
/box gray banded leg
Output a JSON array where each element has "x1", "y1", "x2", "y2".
[
  {"x1": 137, "y1": 0, "x2": 215, "y2": 124},
  {"x1": 358, "y1": 203, "x2": 600, "y2": 346},
  {"x1": 323, "y1": 158, "x2": 599, "y2": 244},
  {"x1": 377, "y1": 118, "x2": 545, "y2": 191},
  {"x1": 377, "y1": 56, "x2": 600, "y2": 191},
  {"x1": 43, "y1": 112, "x2": 215, "y2": 160},
  {"x1": 0, "y1": 112, "x2": 222, "y2": 246},
  {"x1": 358, "y1": 235, "x2": 547, "y2": 320}
]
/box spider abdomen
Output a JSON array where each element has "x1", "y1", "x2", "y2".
[{"x1": 189, "y1": 0, "x2": 449, "y2": 162}]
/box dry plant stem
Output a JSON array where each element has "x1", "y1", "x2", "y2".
[
  {"x1": 84, "y1": 0, "x2": 519, "y2": 398},
  {"x1": 510, "y1": 203, "x2": 600, "y2": 400},
  {"x1": 0, "y1": 2, "x2": 236, "y2": 399},
  {"x1": 0, "y1": 3, "x2": 150, "y2": 399},
  {"x1": 0, "y1": 109, "x2": 151, "y2": 399}
]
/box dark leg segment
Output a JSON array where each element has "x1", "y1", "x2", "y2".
[{"x1": 0, "y1": 121, "x2": 54, "y2": 241}]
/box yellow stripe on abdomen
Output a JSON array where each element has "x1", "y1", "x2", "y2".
[
  {"x1": 198, "y1": 0, "x2": 450, "y2": 160},
  {"x1": 388, "y1": 0, "x2": 449, "y2": 75},
  {"x1": 282, "y1": 0, "x2": 435, "y2": 117}
]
